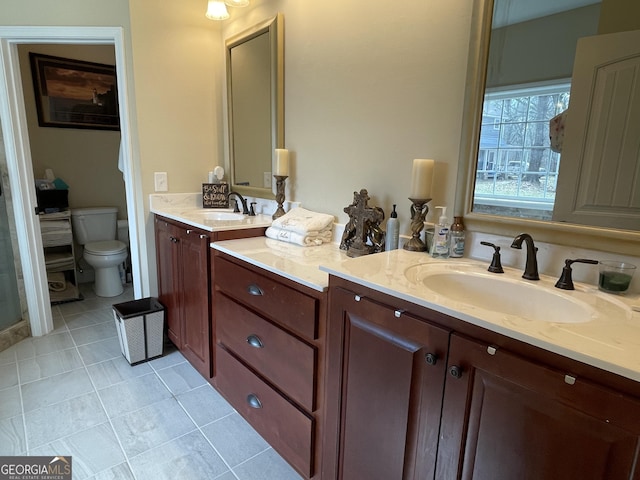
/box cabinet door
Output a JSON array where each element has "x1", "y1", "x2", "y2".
[
  {"x1": 329, "y1": 288, "x2": 449, "y2": 480},
  {"x1": 437, "y1": 333, "x2": 640, "y2": 480},
  {"x1": 179, "y1": 228, "x2": 211, "y2": 378},
  {"x1": 155, "y1": 218, "x2": 181, "y2": 347}
]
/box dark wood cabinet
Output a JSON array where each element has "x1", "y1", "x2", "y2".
[
  {"x1": 155, "y1": 217, "x2": 210, "y2": 377},
  {"x1": 324, "y1": 277, "x2": 640, "y2": 480},
  {"x1": 324, "y1": 287, "x2": 450, "y2": 480},
  {"x1": 212, "y1": 252, "x2": 327, "y2": 479},
  {"x1": 438, "y1": 333, "x2": 640, "y2": 480},
  {"x1": 154, "y1": 215, "x2": 265, "y2": 380}
]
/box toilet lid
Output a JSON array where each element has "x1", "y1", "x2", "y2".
[{"x1": 84, "y1": 240, "x2": 126, "y2": 256}]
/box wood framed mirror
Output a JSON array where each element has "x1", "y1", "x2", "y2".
[
  {"x1": 226, "y1": 13, "x2": 284, "y2": 199},
  {"x1": 455, "y1": 0, "x2": 640, "y2": 255}
]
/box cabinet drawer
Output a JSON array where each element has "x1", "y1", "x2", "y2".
[
  {"x1": 216, "y1": 293, "x2": 316, "y2": 411},
  {"x1": 215, "y1": 257, "x2": 318, "y2": 340},
  {"x1": 216, "y1": 346, "x2": 314, "y2": 478}
]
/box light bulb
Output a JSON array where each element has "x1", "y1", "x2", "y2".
[{"x1": 205, "y1": 0, "x2": 230, "y2": 20}]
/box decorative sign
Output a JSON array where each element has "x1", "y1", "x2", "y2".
[{"x1": 202, "y1": 183, "x2": 229, "y2": 208}]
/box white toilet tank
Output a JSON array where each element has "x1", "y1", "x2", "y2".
[{"x1": 71, "y1": 207, "x2": 118, "y2": 245}]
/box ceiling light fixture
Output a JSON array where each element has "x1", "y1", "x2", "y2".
[{"x1": 205, "y1": 0, "x2": 230, "y2": 20}]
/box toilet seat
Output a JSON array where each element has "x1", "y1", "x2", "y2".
[{"x1": 84, "y1": 240, "x2": 126, "y2": 256}]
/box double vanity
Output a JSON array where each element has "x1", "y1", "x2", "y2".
[{"x1": 151, "y1": 198, "x2": 640, "y2": 480}]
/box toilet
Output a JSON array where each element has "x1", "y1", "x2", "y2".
[{"x1": 71, "y1": 207, "x2": 128, "y2": 297}]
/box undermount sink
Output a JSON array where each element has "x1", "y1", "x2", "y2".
[
  {"x1": 404, "y1": 263, "x2": 597, "y2": 324},
  {"x1": 182, "y1": 209, "x2": 245, "y2": 221},
  {"x1": 199, "y1": 211, "x2": 245, "y2": 221}
]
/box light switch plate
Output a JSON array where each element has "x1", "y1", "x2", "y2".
[{"x1": 154, "y1": 172, "x2": 168, "y2": 192}]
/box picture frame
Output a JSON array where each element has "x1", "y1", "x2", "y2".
[{"x1": 29, "y1": 52, "x2": 120, "y2": 131}]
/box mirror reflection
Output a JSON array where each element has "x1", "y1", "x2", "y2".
[
  {"x1": 226, "y1": 14, "x2": 283, "y2": 199},
  {"x1": 472, "y1": 0, "x2": 640, "y2": 231}
]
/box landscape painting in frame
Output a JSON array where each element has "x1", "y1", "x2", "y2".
[{"x1": 29, "y1": 52, "x2": 120, "y2": 131}]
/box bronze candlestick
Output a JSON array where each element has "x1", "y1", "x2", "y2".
[
  {"x1": 273, "y1": 175, "x2": 288, "y2": 219},
  {"x1": 403, "y1": 197, "x2": 431, "y2": 251}
]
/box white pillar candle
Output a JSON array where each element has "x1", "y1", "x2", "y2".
[
  {"x1": 409, "y1": 158, "x2": 434, "y2": 199},
  {"x1": 274, "y1": 149, "x2": 289, "y2": 176}
]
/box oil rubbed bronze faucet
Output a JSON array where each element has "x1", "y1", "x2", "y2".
[
  {"x1": 227, "y1": 191, "x2": 250, "y2": 215},
  {"x1": 511, "y1": 233, "x2": 539, "y2": 280}
]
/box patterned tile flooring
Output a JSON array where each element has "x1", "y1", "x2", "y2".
[{"x1": 0, "y1": 284, "x2": 302, "y2": 480}]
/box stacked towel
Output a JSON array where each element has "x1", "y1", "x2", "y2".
[
  {"x1": 266, "y1": 207, "x2": 334, "y2": 247},
  {"x1": 48, "y1": 272, "x2": 66, "y2": 292}
]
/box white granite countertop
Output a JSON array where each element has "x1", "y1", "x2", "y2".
[
  {"x1": 212, "y1": 236, "x2": 348, "y2": 292},
  {"x1": 150, "y1": 193, "x2": 272, "y2": 232},
  {"x1": 320, "y1": 249, "x2": 640, "y2": 383}
]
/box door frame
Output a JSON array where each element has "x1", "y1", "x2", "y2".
[{"x1": 0, "y1": 26, "x2": 148, "y2": 336}]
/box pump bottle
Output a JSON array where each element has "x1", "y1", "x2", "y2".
[
  {"x1": 385, "y1": 205, "x2": 399, "y2": 251},
  {"x1": 430, "y1": 206, "x2": 450, "y2": 258},
  {"x1": 450, "y1": 216, "x2": 465, "y2": 258}
]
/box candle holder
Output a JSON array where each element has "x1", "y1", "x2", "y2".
[
  {"x1": 272, "y1": 175, "x2": 288, "y2": 219},
  {"x1": 403, "y1": 197, "x2": 431, "y2": 252}
]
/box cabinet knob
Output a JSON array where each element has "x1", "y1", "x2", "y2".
[
  {"x1": 425, "y1": 353, "x2": 438, "y2": 366},
  {"x1": 449, "y1": 365, "x2": 463, "y2": 379},
  {"x1": 186, "y1": 229, "x2": 193, "y2": 234},
  {"x1": 246, "y1": 394, "x2": 262, "y2": 409},
  {"x1": 199, "y1": 234, "x2": 208, "y2": 239},
  {"x1": 247, "y1": 284, "x2": 264, "y2": 296},
  {"x1": 246, "y1": 334, "x2": 264, "y2": 349},
  {"x1": 170, "y1": 236, "x2": 178, "y2": 243}
]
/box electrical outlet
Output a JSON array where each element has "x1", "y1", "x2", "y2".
[
  {"x1": 263, "y1": 171, "x2": 272, "y2": 188},
  {"x1": 154, "y1": 172, "x2": 168, "y2": 192}
]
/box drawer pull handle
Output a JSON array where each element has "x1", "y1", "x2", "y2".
[
  {"x1": 247, "y1": 284, "x2": 264, "y2": 296},
  {"x1": 355, "y1": 295, "x2": 362, "y2": 302},
  {"x1": 394, "y1": 309, "x2": 404, "y2": 318},
  {"x1": 247, "y1": 335, "x2": 264, "y2": 349},
  {"x1": 487, "y1": 346, "x2": 497, "y2": 356},
  {"x1": 564, "y1": 374, "x2": 576, "y2": 385},
  {"x1": 425, "y1": 353, "x2": 438, "y2": 366},
  {"x1": 247, "y1": 394, "x2": 262, "y2": 409}
]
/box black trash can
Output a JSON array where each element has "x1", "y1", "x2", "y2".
[{"x1": 112, "y1": 297, "x2": 165, "y2": 365}]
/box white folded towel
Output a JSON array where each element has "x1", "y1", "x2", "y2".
[
  {"x1": 271, "y1": 207, "x2": 334, "y2": 235},
  {"x1": 266, "y1": 225, "x2": 333, "y2": 246},
  {"x1": 48, "y1": 272, "x2": 66, "y2": 292}
]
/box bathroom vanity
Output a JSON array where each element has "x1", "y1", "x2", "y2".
[
  {"x1": 151, "y1": 202, "x2": 640, "y2": 480},
  {"x1": 322, "y1": 274, "x2": 640, "y2": 480},
  {"x1": 153, "y1": 212, "x2": 270, "y2": 378}
]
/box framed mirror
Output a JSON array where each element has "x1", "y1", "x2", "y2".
[
  {"x1": 226, "y1": 14, "x2": 284, "y2": 199},
  {"x1": 456, "y1": 0, "x2": 640, "y2": 255}
]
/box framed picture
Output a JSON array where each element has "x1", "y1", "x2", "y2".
[{"x1": 29, "y1": 52, "x2": 119, "y2": 131}]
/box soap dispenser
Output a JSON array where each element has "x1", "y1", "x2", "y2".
[
  {"x1": 385, "y1": 205, "x2": 399, "y2": 251},
  {"x1": 430, "y1": 206, "x2": 450, "y2": 258}
]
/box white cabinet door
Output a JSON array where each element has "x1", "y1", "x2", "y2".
[{"x1": 553, "y1": 29, "x2": 640, "y2": 230}]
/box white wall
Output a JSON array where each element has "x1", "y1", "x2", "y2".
[
  {"x1": 487, "y1": 5, "x2": 600, "y2": 88},
  {"x1": 223, "y1": 0, "x2": 474, "y2": 233}
]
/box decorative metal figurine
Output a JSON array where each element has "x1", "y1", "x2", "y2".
[
  {"x1": 403, "y1": 197, "x2": 431, "y2": 251},
  {"x1": 272, "y1": 175, "x2": 288, "y2": 219},
  {"x1": 340, "y1": 189, "x2": 385, "y2": 257}
]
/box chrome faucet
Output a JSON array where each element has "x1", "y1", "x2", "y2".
[
  {"x1": 227, "y1": 191, "x2": 250, "y2": 215},
  {"x1": 510, "y1": 233, "x2": 539, "y2": 280}
]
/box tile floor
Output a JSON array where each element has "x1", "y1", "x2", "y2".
[{"x1": 0, "y1": 285, "x2": 302, "y2": 480}]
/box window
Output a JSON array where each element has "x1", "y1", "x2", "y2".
[{"x1": 474, "y1": 81, "x2": 571, "y2": 220}]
